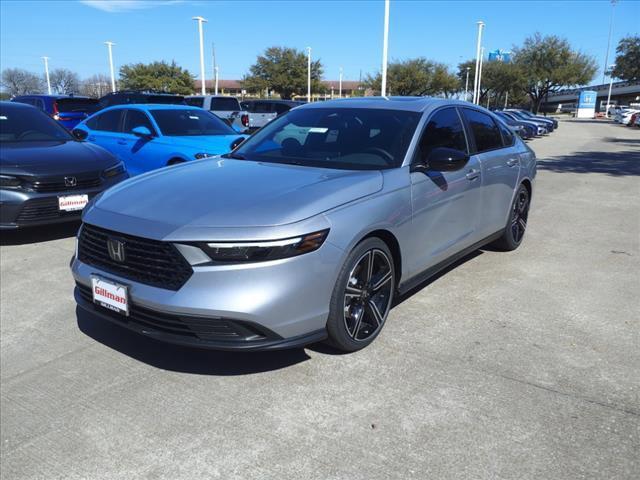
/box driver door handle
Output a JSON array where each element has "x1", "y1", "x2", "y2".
[
  {"x1": 466, "y1": 169, "x2": 480, "y2": 181},
  {"x1": 507, "y1": 158, "x2": 519, "y2": 167}
]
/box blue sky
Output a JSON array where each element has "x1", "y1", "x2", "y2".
[{"x1": 1, "y1": 0, "x2": 638, "y2": 84}]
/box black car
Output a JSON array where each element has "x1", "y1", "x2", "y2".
[
  {"x1": 0, "y1": 102, "x2": 128, "y2": 229},
  {"x1": 98, "y1": 90, "x2": 186, "y2": 109}
]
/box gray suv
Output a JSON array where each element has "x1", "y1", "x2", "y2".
[{"x1": 71, "y1": 97, "x2": 536, "y2": 352}]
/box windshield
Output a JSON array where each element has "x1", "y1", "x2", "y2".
[
  {"x1": 0, "y1": 104, "x2": 73, "y2": 143},
  {"x1": 55, "y1": 98, "x2": 100, "y2": 113},
  {"x1": 231, "y1": 107, "x2": 421, "y2": 170},
  {"x1": 150, "y1": 109, "x2": 236, "y2": 136}
]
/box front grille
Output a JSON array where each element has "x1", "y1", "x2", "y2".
[
  {"x1": 28, "y1": 175, "x2": 102, "y2": 193},
  {"x1": 78, "y1": 223, "x2": 193, "y2": 291},
  {"x1": 77, "y1": 283, "x2": 266, "y2": 341},
  {"x1": 16, "y1": 197, "x2": 85, "y2": 223}
]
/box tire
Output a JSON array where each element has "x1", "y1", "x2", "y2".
[
  {"x1": 492, "y1": 184, "x2": 530, "y2": 251},
  {"x1": 326, "y1": 237, "x2": 395, "y2": 352},
  {"x1": 167, "y1": 158, "x2": 185, "y2": 166}
]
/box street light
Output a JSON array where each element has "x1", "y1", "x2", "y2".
[
  {"x1": 339, "y1": 67, "x2": 343, "y2": 98},
  {"x1": 104, "y1": 42, "x2": 116, "y2": 93},
  {"x1": 307, "y1": 46, "x2": 312, "y2": 103},
  {"x1": 605, "y1": 64, "x2": 616, "y2": 117},
  {"x1": 464, "y1": 66, "x2": 470, "y2": 101},
  {"x1": 602, "y1": 0, "x2": 618, "y2": 84},
  {"x1": 42, "y1": 56, "x2": 52, "y2": 95},
  {"x1": 477, "y1": 46, "x2": 485, "y2": 105},
  {"x1": 381, "y1": 0, "x2": 390, "y2": 96},
  {"x1": 192, "y1": 16, "x2": 208, "y2": 95},
  {"x1": 472, "y1": 21, "x2": 484, "y2": 104}
]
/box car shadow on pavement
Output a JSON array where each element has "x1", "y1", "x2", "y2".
[
  {"x1": 538, "y1": 149, "x2": 640, "y2": 176},
  {"x1": 76, "y1": 307, "x2": 311, "y2": 375},
  {"x1": 0, "y1": 221, "x2": 81, "y2": 246},
  {"x1": 309, "y1": 249, "x2": 485, "y2": 356}
]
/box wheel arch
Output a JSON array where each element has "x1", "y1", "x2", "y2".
[{"x1": 359, "y1": 229, "x2": 402, "y2": 288}]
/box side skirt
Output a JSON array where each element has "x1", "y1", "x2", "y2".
[{"x1": 397, "y1": 230, "x2": 503, "y2": 295}]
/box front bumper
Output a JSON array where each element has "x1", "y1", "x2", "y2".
[
  {"x1": 71, "y1": 237, "x2": 345, "y2": 350},
  {"x1": 0, "y1": 176, "x2": 126, "y2": 229}
]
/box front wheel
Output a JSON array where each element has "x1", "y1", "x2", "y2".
[
  {"x1": 326, "y1": 238, "x2": 395, "y2": 352},
  {"x1": 492, "y1": 184, "x2": 530, "y2": 251}
]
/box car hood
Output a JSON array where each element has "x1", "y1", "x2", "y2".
[
  {"x1": 88, "y1": 158, "x2": 383, "y2": 231},
  {"x1": 0, "y1": 140, "x2": 115, "y2": 175},
  {"x1": 158, "y1": 135, "x2": 246, "y2": 153}
]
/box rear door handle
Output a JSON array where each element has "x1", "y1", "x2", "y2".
[
  {"x1": 507, "y1": 158, "x2": 519, "y2": 167},
  {"x1": 466, "y1": 169, "x2": 480, "y2": 181}
]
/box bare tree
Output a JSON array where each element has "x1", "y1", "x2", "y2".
[
  {"x1": 49, "y1": 68, "x2": 81, "y2": 94},
  {"x1": 80, "y1": 74, "x2": 112, "y2": 98},
  {"x1": 1, "y1": 68, "x2": 44, "y2": 96}
]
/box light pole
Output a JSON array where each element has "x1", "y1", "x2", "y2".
[
  {"x1": 472, "y1": 21, "x2": 484, "y2": 104},
  {"x1": 605, "y1": 64, "x2": 615, "y2": 117},
  {"x1": 42, "y1": 56, "x2": 52, "y2": 94},
  {"x1": 602, "y1": 0, "x2": 618, "y2": 85},
  {"x1": 381, "y1": 0, "x2": 390, "y2": 96},
  {"x1": 464, "y1": 66, "x2": 470, "y2": 101},
  {"x1": 477, "y1": 46, "x2": 485, "y2": 105},
  {"x1": 212, "y1": 42, "x2": 219, "y2": 95},
  {"x1": 339, "y1": 67, "x2": 343, "y2": 98},
  {"x1": 192, "y1": 16, "x2": 208, "y2": 95},
  {"x1": 104, "y1": 42, "x2": 116, "y2": 92},
  {"x1": 307, "y1": 46, "x2": 312, "y2": 103}
]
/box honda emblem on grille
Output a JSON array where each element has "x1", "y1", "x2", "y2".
[
  {"x1": 107, "y1": 238, "x2": 126, "y2": 263},
  {"x1": 64, "y1": 176, "x2": 77, "y2": 187}
]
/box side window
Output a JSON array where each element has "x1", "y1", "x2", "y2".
[
  {"x1": 87, "y1": 109, "x2": 122, "y2": 132},
  {"x1": 274, "y1": 103, "x2": 291, "y2": 114},
  {"x1": 496, "y1": 119, "x2": 515, "y2": 147},
  {"x1": 185, "y1": 97, "x2": 204, "y2": 108},
  {"x1": 463, "y1": 109, "x2": 503, "y2": 153},
  {"x1": 123, "y1": 109, "x2": 155, "y2": 135},
  {"x1": 414, "y1": 107, "x2": 467, "y2": 162},
  {"x1": 253, "y1": 102, "x2": 273, "y2": 114}
]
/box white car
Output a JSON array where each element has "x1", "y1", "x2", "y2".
[
  {"x1": 615, "y1": 109, "x2": 639, "y2": 125},
  {"x1": 185, "y1": 95, "x2": 249, "y2": 132}
]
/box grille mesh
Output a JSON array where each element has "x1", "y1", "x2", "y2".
[{"x1": 78, "y1": 223, "x2": 193, "y2": 291}]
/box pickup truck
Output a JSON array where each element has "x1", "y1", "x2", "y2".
[
  {"x1": 240, "y1": 99, "x2": 304, "y2": 131},
  {"x1": 185, "y1": 95, "x2": 249, "y2": 133}
]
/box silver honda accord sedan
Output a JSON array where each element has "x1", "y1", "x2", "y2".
[{"x1": 71, "y1": 97, "x2": 536, "y2": 352}]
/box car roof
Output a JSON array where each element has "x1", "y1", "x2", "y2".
[
  {"x1": 298, "y1": 96, "x2": 468, "y2": 112},
  {"x1": 1, "y1": 100, "x2": 34, "y2": 109},
  {"x1": 100, "y1": 104, "x2": 200, "y2": 112},
  {"x1": 13, "y1": 94, "x2": 92, "y2": 99}
]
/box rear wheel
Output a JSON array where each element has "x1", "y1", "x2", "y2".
[
  {"x1": 326, "y1": 238, "x2": 394, "y2": 352},
  {"x1": 492, "y1": 184, "x2": 530, "y2": 251}
]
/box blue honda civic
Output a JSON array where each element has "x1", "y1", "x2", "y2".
[{"x1": 72, "y1": 105, "x2": 248, "y2": 176}]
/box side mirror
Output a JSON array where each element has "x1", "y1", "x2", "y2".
[
  {"x1": 131, "y1": 126, "x2": 152, "y2": 139},
  {"x1": 72, "y1": 128, "x2": 88, "y2": 141},
  {"x1": 425, "y1": 147, "x2": 469, "y2": 171}
]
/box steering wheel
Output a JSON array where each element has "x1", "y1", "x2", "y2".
[{"x1": 363, "y1": 147, "x2": 394, "y2": 165}]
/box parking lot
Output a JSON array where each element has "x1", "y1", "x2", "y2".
[{"x1": 1, "y1": 119, "x2": 638, "y2": 479}]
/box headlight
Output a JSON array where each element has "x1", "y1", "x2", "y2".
[
  {"x1": 103, "y1": 161, "x2": 126, "y2": 178},
  {"x1": 0, "y1": 175, "x2": 22, "y2": 189},
  {"x1": 195, "y1": 152, "x2": 215, "y2": 159},
  {"x1": 195, "y1": 229, "x2": 329, "y2": 264}
]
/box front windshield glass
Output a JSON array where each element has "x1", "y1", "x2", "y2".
[
  {"x1": 0, "y1": 104, "x2": 73, "y2": 143},
  {"x1": 231, "y1": 107, "x2": 421, "y2": 170},
  {"x1": 150, "y1": 109, "x2": 236, "y2": 136}
]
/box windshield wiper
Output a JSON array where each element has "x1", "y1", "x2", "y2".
[{"x1": 222, "y1": 152, "x2": 246, "y2": 160}]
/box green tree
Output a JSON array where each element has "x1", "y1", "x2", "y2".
[
  {"x1": 513, "y1": 33, "x2": 597, "y2": 113},
  {"x1": 119, "y1": 61, "x2": 194, "y2": 95},
  {"x1": 242, "y1": 47, "x2": 323, "y2": 99},
  {"x1": 458, "y1": 59, "x2": 526, "y2": 106},
  {"x1": 364, "y1": 58, "x2": 459, "y2": 97},
  {"x1": 1, "y1": 68, "x2": 44, "y2": 95},
  {"x1": 611, "y1": 36, "x2": 640, "y2": 81}
]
